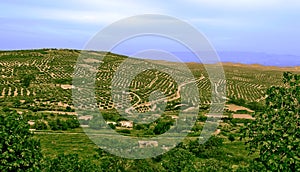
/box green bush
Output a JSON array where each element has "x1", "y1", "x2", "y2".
[
  {"x1": 153, "y1": 119, "x2": 173, "y2": 135},
  {"x1": 44, "y1": 154, "x2": 101, "y2": 172},
  {"x1": 243, "y1": 72, "x2": 300, "y2": 171},
  {"x1": 20, "y1": 74, "x2": 35, "y2": 87},
  {"x1": 0, "y1": 111, "x2": 42, "y2": 171},
  {"x1": 228, "y1": 134, "x2": 235, "y2": 142},
  {"x1": 33, "y1": 120, "x2": 48, "y2": 130},
  {"x1": 66, "y1": 118, "x2": 80, "y2": 129},
  {"x1": 108, "y1": 123, "x2": 116, "y2": 129},
  {"x1": 89, "y1": 116, "x2": 106, "y2": 129},
  {"x1": 117, "y1": 129, "x2": 131, "y2": 134}
]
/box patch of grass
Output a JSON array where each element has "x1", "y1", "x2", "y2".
[{"x1": 34, "y1": 132, "x2": 98, "y2": 158}]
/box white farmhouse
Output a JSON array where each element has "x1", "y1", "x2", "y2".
[{"x1": 119, "y1": 121, "x2": 133, "y2": 128}]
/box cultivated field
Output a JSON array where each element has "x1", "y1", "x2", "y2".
[{"x1": 1, "y1": 49, "x2": 298, "y2": 112}]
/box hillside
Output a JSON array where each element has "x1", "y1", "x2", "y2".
[{"x1": 0, "y1": 49, "x2": 299, "y2": 112}]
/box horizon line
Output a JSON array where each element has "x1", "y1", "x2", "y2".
[{"x1": 1, "y1": 48, "x2": 300, "y2": 68}]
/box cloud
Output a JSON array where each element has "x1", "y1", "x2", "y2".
[
  {"x1": 37, "y1": 9, "x2": 127, "y2": 24},
  {"x1": 186, "y1": 0, "x2": 299, "y2": 10},
  {"x1": 186, "y1": 17, "x2": 248, "y2": 27},
  {"x1": 1, "y1": 0, "x2": 166, "y2": 25}
]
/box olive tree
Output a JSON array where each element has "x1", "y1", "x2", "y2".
[
  {"x1": 21, "y1": 74, "x2": 35, "y2": 87},
  {"x1": 243, "y1": 72, "x2": 300, "y2": 171}
]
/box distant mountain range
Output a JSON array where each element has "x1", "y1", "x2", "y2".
[
  {"x1": 172, "y1": 51, "x2": 300, "y2": 67},
  {"x1": 217, "y1": 52, "x2": 300, "y2": 67},
  {"x1": 2, "y1": 49, "x2": 299, "y2": 67}
]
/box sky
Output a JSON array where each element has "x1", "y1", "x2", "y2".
[{"x1": 1, "y1": 0, "x2": 300, "y2": 65}]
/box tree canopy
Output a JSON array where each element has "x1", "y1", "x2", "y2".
[
  {"x1": 20, "y1": 74, "x2": 35, "y2": 87},
  {"x1": 243, "y1": 72, "x2": 300, "y2": 171},
  {"x1": 0, "y1": 110, "x2": 42, "y2": 171}
]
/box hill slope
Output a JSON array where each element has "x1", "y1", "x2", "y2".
[{"x1": 0, "y1": 49, "x2": 299, "y2": 112}]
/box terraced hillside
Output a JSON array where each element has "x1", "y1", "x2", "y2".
[{"x1": 0, "y1": 49, "x2": 299, "y2": 112}]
